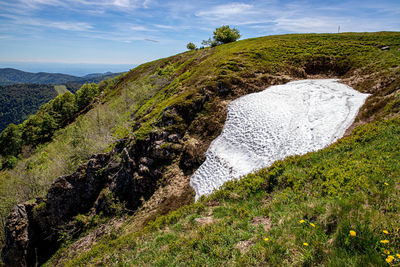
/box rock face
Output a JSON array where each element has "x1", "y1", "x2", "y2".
[
  {"x1": 2, "y1": 205, "x2": 30, "y2": 266},
  {"x1": 1, "y1": 92, "x2": 208, "y2": 266},
  {"x1": 47, "y1": 153, "x2": 112, "y2": 225}
]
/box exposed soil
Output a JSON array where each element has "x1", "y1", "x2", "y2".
[{"x1": 251, "y1": 216, "x2": 272, "y2": 232}]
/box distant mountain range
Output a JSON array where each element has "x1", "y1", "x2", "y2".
[{"x1": 0, "y1": 68, "x2": 121, "y2": 85}]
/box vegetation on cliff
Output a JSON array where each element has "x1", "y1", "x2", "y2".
[
  {"x1": 53, "y1": 117, "x2": 400, "y2": 266},
  {"x1": 1, "y1": 32, "x2": 399, "y2": 265}
]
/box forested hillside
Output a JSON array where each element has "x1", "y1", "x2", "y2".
[
  {"x1": 1, "y1": 32, "x2": 399, "y2": 266},
  {"x1": 0, "y1": 68, "x2": 78, "y2": 85},
  {"x1": 0, "y1": 71, "x2": 123, "y2": 134},
  {"x1": 0, "y1": 80, "x2": 120, "y2": 168},
  {"x1": 0, "y1": 84, "x2": 58, "y2": 132},
  {"x1": 0, "y1": 68, "x2": 122, "y2": 85}
]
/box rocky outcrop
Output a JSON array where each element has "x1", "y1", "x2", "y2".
[
  {"x1": 2, "y1": 204, "x2": 30, "y2": 266},
  {"x1": 47, "y1": 153, "x2": 113, "y2": 225},
  {"x1": 1, "y1": 153, "x2": 114, "y2": 267},
  {"x1": 1, "y1": 91, "x2": 209, "y2": 266}
]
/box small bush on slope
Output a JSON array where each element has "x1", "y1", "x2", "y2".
[{"x1": 55, "y1": 117, "x2": 400, "y2": 266}]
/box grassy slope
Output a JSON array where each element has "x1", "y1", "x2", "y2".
[
  {"x1": 61, "y1": 117, "x2": 400, "y2": 266},
  {"x1": 47, "y1": 32, "x2": 400, "y2": 266},
  {"x1": 54, "y1": 85, "x2": 69, "y2": 95},
  {"x1": 1, "y1": 32, "x2": 399, "y2": 264}
]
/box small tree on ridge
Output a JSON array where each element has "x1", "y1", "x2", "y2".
[
  {"x1": 186, "y1": 42, "x2": 197, "y2": 50},
  {"x1": 213, "y1": 25, "x2": 241, "y2": 44},
  {"x1": 202, "y1": 25, "x2": 241, "y2": 47}
]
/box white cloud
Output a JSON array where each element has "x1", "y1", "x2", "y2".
[
  {"x1": 274, "y1": 17, "x2": 335, "y2": 33},
  {"x1": 196, "y1": 3, "x2": 255, "y2": 19},
  {"x1": 272, "y1": 15, "x2": 399, "y2": 34},
  {"x1": 0, "y1": 0, "x2": 150, "y2": 14},
  {"x1": 113, "y1": 0, "x2": 130, "y2": 7},
  {"x1": 49, "y1": 21, "x2": 93, "y2": 31},
  {"x1": 142, "y1": 0, "x2": 151, "y2": 8},
  {"x1": 130, "y1": 25, "x2": 156, "y2": 31},
  {"x1": 2, "y1": 14, "x2": 93, "y2": 32},
  {"x1": 153, "y1": 24, "x2": 175, "y2": 29},
  {"x1": 19, "y1": 0, "x2": 65, "y2": 8}
]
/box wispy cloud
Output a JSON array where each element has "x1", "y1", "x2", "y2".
[
  {"x1": 153, "y1": 24, "x2": 175, "y2": 30},
  {"x1": 0, "y1": 0, "x2": 150, "y2": 15},
  {"x1": 142, "y1": 0, "x2": 151, "y2": 8},
  {"x1": 0, "y1": 0, "x2": 399, "y2": 65},
  {"x1": 145, "y1": 38, "x2": 159, "y2": 43},
  {"x1": 274, "y1": 17, "x2": 336, "y2": 33},
  {"x1": 113, "y1": 0, "x2": 130, "y2": 8},
  {"x1": 19, "y1": 0, "x2": 65, "y2": 8},
  {"x1": 0, "y1": 13, "x2": 93, "y2": 31},
  {"x1": 50, "y1": 21, "x2": 93, "y2": 31},
  {"x1": 195, "y1": 3, "x2": 256, "y2": 19},
  {"x1": 130, "y1": 25, "x2": 157, "y2": 31}
]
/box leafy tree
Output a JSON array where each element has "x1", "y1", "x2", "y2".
[
  {"x1": 2, "y1": 156, "x2": 17, "y2": 169},
  {"x1": 43, "y1": 92, "x2": 77, "y2": 126},
  {"x1": 213, "y1": 25, "x2": 241, "y2": 44},
  {"x1": 75, "y1": 83, "x2": 99, "y2": 111},
  {"x1": 186, "y1": 42, "x2": 197, "y2": 50},
  {"x1": 0, "y1": 123, "x2": 22, "y2": 156},
  {"x1": 202, "y1": 25, "x2": 241, "y2": 47},
  {"x1": 21, "y1": 115, "x2": 43, "y2": 146},
  {"x1": 201, "y1": 38, "x2": 218, "y2": 47},
  {"x1": 39, "y1": 113, "x2": 58, "y2": 142}
]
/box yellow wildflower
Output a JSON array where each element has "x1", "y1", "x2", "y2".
[
  {"x1": 384, "y1": 182, "x2": 389, "y2": 186},
  {"x1": 310, "y1": 223, "x2": 315, "y2": 228},
  {"x1": 299, "y1": 220, "x2": 305, "y2": 224},
  {"x1": 303, "y1": 242, "x2": 309, "y2": 246},
  {"x1": 396, "y1": 254, "x2": 400, "y2": 259},
  {"x1": 384, "y1": 249, "x2": 391, "y2": 255},
  {"x1": 349, "y1": 230, "x2": 356, "y2": 237},
  {"x1": 264, "y1": 238, "x2": 269, "y2": 242},
  {"x1": 383, "y1": 230, "x2": 389, "y2": 234},
  {"x1": 380, "y1": 240, "x2": 389, "y2": 244},
  {"x1": 386, "y1": 256, "x2": 394, "y2": 263}
]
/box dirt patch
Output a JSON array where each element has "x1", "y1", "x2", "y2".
[
  {"x1": 235, "y1": 238, "x2": 255, "y2": 254},
  {"x1": 121, "y1": 162, "x2": 195, "y2": 235},
  {"x1": 195, "y1": 216, "x2": 216, "y2": 226},
  {"x1": 50, "y1": 218, "x2": 125, "y2": 265},
  {"x1": 251, "y1": 217, "x2": 271, "y2": 232}
]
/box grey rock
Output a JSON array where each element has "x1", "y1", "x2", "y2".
[
  {"x1": 168, "y1": 134, "x2": 180, "y2": 143},
  {"x1": 1, "y1": 204, "x2": 30, "y2": 266}
]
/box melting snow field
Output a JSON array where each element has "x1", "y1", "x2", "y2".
[{"x1": 190, "y1": 79, "x2": 370, "y2": 200}]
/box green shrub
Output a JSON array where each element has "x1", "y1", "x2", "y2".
[
  {"x1": 213, "y1": 25, "x2": 241, "y2": 44},
  {"x1": 186, "y1": 42, "x2": 196, "y2": 50},
  {"x1": 75, "y1": 83, "x2": 99, "y2": 110}
]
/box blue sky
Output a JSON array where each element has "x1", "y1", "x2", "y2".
[{"x1": 0, "y1": 0, "x2": 399, "y2": 72}]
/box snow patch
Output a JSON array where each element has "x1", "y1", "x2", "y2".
[{"x1": 190, "y1": 79, "x2": 370, "y2": 200}]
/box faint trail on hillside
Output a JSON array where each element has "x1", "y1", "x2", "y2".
[{"x1": 190, "y1": 79, "x2": 370, "y2": 200}]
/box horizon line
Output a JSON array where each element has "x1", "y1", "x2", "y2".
[{"x1": 0, "y1": 60, "x2": 138, "y2": 65}]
